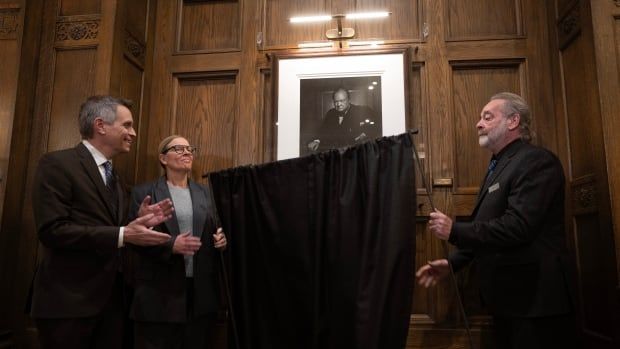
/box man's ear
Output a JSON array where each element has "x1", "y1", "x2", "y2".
[
  {"x1": 94, "y1": 117, "x2": 106, "y2": 135},
  {"x1": 507, "y1": 114, "x2": 520, "y2": 131}
]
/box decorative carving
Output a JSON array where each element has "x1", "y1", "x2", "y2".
[
  {"x1": 0, "y1": 7, "x2": 20, "y2": 40},
  {"x1": 572, "y1": 180, "x2": 597, "y2": 211},
  {"x1": 56, "y1": 19, "x2": 99, "y2": 42},
  {"x1": 124, "y1": 32, "x2": 145, "y2": 66},
  {"x1": 615, "y1": 0, "x2": 620, "y2": 7},
  {"x1": 557, "y1": 4, "x2": 580, "y2": 49}
]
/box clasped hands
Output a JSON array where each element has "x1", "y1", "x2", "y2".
[{"x1": 173, "y1": 228, "x2": 227, "y2": 256}]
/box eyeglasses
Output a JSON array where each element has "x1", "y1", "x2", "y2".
[{"x1": 162, "y1": 145, "x2": 199, "y2": 154}]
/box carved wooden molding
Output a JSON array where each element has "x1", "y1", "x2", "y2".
[
  {"x1": 572, "y1": 180, "x2": 597, "y2": 212},
  {"x1": 55, "y1": 16, "x2": 100, "y2": 43},
  {"x1": 557, "y1": 4, "x2": 580, "y2": 49},
  {"x1": 124, "y1": 32, "x2": 145, "y2": 66},
  {"x1": 0, "y1": 6, "x2": 20, "y2": 40},
  {"x1": 615, "y1": 0, "x2": 620, "y2": 7}
]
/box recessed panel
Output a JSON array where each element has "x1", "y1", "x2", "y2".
[
  {"x1": 561, "y1": 36, "x2": 597, "y2": 178},
  {"x1": 352, "y1": 0, "x2": 420, "y2": 41},
  {"x1": 175, "y1": 75, "x2": 237, "y2": 177},
  {"x1": 264, "y1": 0, "x2": 328, "y2": 48},
  {"x1": 125, "y1": 0, "x2": 148, "y2": 42},
  {"x1": 59, "y1": 0, "x2": 100, "y2": 16},
  {"x1": 114, "y1": 57, "x2": 145, "y2": 185},
  {"x1": 447, "y1": 0, "x2": 521, "y2": 40},
  {"x1": 451, "y1": 62, "x2": 520, "y2": 191},
  {"x1": 179, "y1": 0, "x2": 240, "y2": 52},
  {"x1": 48, "y1": 49, "x2": 96, "y2": 151}
]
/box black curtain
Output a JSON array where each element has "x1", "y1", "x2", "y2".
[{"x1": 208, "y1": 134, "x2": 416, "y2": 349}]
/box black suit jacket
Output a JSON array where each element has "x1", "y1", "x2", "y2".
[
  {"x1": 127, "y1": 177, "x2": 220, "y2": 322},
  {"x1": 449, "y1": 140, "x2": 573, "y2": 317},
  {"x1": 317, "y1": 104, "x2": 381, "y2": 151},
  {"x1": 31, "y1": 143, "x2": 126, "y2": 318}
]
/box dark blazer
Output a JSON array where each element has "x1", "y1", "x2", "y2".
[
  {"x1": 127, "y1": 177, "x2": 220, "y2": 322},
  {"x1": 31, "y1": 143, "x2": 126, "y2": 318},
  {"x1": 317, "y1": 104, "x2": 382, "y2": 150},
  {"x1": 449, "y1": 140, "x2": 573, "y2": 317}
]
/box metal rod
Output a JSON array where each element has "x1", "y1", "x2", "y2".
[
  {"x1": 206, "y1": 179, "x2": 242, "y2": 349},
  {"x1": 407, "y1": 129, "x2": 474, "y2": 349}
]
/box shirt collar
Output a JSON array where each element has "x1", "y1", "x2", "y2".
[{"x1": 82, "y1": 140, "x2": 110, "y2": 167}]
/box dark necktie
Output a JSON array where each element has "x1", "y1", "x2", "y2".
[
  {"x1": 485, "y1": 158, "x2": 498, "y2": 182},
  {"x1": 103, "y1": 161, "x2": 114, "y2": 189}
]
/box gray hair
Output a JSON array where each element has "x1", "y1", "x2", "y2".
[
  {"x1": 78, "y1": 95, "x2": 133, "y2": 139},
  {"x1": 490, "y1": 92, "x2": 532, "y2": 142}
]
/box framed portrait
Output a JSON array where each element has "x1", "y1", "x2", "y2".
[{"x1": 275, "y1": 50, "x2": 408, "y2": 160}]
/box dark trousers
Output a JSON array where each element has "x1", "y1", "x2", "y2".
[
  {"x1": 134, "y1": 278, "x2": 216, "y2": 349},
  {"x1": 493, "y1": 313, "x2": 577, "y2": 349},
  {"x1": 35, "y1": 276, "x2": 124, "y2": 349}
]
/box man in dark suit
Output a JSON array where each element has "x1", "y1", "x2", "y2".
[
  {"x1": 308, "y1": 87, "x2": 381, "y2": 152},
  {"x1": 31, "y1": 95, "x2": 174, "y2": 349},
  {"x1": 416, "y1": 92, "x2": 576, "y2": 348}
]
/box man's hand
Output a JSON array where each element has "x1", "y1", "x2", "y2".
[
  {"x1": 172, "y1": 232, "x2": 202, "y2": 256},
  {"x1": 429, "y1": 209, "x2": 453, "y2": 240},
  {"x1": 124, "y1": 214, "x2": 171, "y2": 246},
  {"x1": 213, "y1": 228, "x2": 227, "y2": 251},
  {"x1": 415, "y1": 259, "x2": 449, "y2": 288},
  {"x1": 137, "y1": 195, "x2": 174, "y2": 222}
]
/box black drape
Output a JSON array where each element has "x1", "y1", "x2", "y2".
[{"x1": 209, "y1": 134, "x2": 416, "y2": 349}]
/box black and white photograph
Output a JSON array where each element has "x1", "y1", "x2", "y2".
[{"x1": 299, "y1": 76, "x2": 383, "y2": 156}]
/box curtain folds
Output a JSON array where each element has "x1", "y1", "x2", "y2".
[{"x1": 209, "y1": 134, "x2": 416, "y2": 349}]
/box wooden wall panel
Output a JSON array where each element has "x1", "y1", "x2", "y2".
[
  {"x1": 174, "y1": 74, "x2": 238, "y2": 178},
  {"x1": 125, "y1": 0, "x2": 147, "y2": 41},
  {"x1": 114, "y1": 57, "x2": 145, "y2": 184},
  {"x1": 446, "y1": 0, "x2": 522, "y2": 40},
  {"x1": 178, "y1": 0, "x2": 240, "y2": 52},
  {"x1": 548, "y1": 0, "x2": 620, "y2": 347},
  {"x1": 562, "y1": 39, "x2": 595, "y2": 178},
  {"x1": 347, "y1": 0, "x2": 421, "y2": 42},
  {"x1": 451, "y1": 62, "x2": 521, "y2": 192},
  {"x1": 47, "y1": 49, "x2": 96, "y2": 151},
  {"x1": 0, "y1": 2, "x2": 22, "y2": 230},
  {"x1": 59, "y1": 0, "x2": 100, "y2": 16},
  {"x1": 263, "y1": 0, "x2": 328, "y2": 48},
  {"x1": 411, "y1": 220, "x2": 433, "y2": 319}
]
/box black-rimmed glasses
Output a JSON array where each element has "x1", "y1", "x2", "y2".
[{"x1": 162, "y1": 145, "x2": 199, "y2": 154}]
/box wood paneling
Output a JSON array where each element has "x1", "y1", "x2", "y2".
[
  {"x1": 262, "y1": 0, "x2": 328, "y2": 49},
  {"x1": 125, "y1": 0, "x2": 147, "y2": 41},
  {"x1": 262, "y1": 0, "x2": 420, "y2": 49},
  {"x1": 446, "y1": 0, "x2": 522, "y2": 40},
  {"x1": 173, "y1": 73, "x2": 238, "y2": 178},
  {"x1": 0, "y1": 2, "x2": 22, "y2": 230},
  {"x1": 451, "y1": 61, "x2": 521, "y2": 192},
  {"x1": 114, "y1": 56, "x2": 145, "y2": 184},
  {"x1": 346, "y1": 0, "x2": 421, "y2": 42},
  {"x1": 59, "y1": 0, "x2": 100, "y2": 16},
  {"x1": 178, "y1": 0, "x2": 240, "y2": 52},
  {"x1": 47, "y1": 49, "x2": 96, "y2": 151},
  {"x1": 547, "y1": 0, "x2": 620, "y2": 347}
]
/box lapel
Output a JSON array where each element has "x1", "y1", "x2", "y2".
[
  {"x1": 189, "y1": 180, "x2": 207, "y2": 239},
  {"x1": 113, "y1": 174, "x2": 124, "y2": 225},
  {"x1": 153, "y1": 177, "x2": 181, "y2": 236},
  {"x1": 76, "y1": 143, "x2": 118, "y2": 221},
  {"x1": 472, "y1": 142, "x2": 523, "y2": 215}
]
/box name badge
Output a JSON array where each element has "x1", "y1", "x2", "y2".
[{"x1": 488, "y1": 183, "x2": 500, "y2": 193}]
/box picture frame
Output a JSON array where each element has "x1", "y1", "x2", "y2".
[{"x1": 274, "y1": 49, "x2": 409, "y2": 160}]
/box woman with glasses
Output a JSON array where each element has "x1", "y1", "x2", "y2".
[{"x1": 127, "y1": 135, "x2": 227, "y2": 349}]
